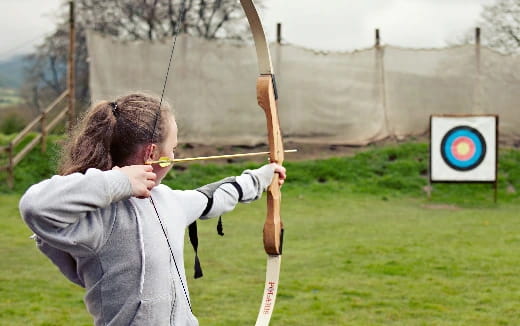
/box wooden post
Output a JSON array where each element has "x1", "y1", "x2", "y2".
[
  {"x1": 494, "y1": 181, "x2": 498, "y2": 203},
  {"x1": 427, "y1": 138, "x2": 432, "y2": 200},
  {"x1": 375, "y1": 28, "x2": 380, "y2": 48},
  {"x1": 494, "y1": 114, "x2": 499, "y2": 203},
  {"x1": 276, "y1": 23, "x2": 282, "y2": 44},
  {"x1": 40, "y1": 110, "x2": 47, "y2": 153},
  {"x1": 7, "y1": 144, "x2": 13, "y2": 189},
  {"x1": 67, "y1": 0, "x2": 75, "y2": 131}
]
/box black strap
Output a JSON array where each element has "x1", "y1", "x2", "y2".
[
  {"x1": 230, "y1": 181, "x2": 243, "y2": 201},
  {"x1": 200, "y1": 196, "x2": 213, "y2": 217},
  {"x1": 217, "y1": 216, "x2": 224, "y2": 236},
  {"x1": 188, "y1": 221, "x2": 203, "y2": 279},
  {"x1": 214, "y1": 181, "x2": 242, "y2": 237},
  {"x1": 190, "y1": 181, "x2": 244, "y2": 278}
]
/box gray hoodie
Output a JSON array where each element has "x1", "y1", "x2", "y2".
[{"x1": 19, "y1": 165, "x2": 275, "y2": 325}]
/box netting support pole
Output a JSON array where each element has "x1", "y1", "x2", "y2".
[
  {"x1": 276, "y1": 23, "x2": 282, "y2": 44},
  {"x1": 475, "y1": 27, "x2": 481, "y2": 77},
  {"x1": 473, "y1": 27, "x2": 481, "y2": 114},
  {"x1": 375, "y1": 28, "x2": 391, "y2": 138},
  {"x1": 475, "y1": 27, "x2": 481, "y2": 76},
  {"x1": 67, "y1": 0, "x2": 76, "y2": 132}
]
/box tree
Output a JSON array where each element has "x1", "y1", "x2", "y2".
[
  {"x1": 477, "y1": 0, "x2": 520, "y2": 54},
  {"x1": 23, "y1": 0, "x2": 261, "y2": 112},
  {"x1": 22, "y1": 21, "x2": 76, "y2": 111}
]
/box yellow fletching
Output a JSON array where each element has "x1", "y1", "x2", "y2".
[
  {"x1": 158, "y1": 157, "x2": 172, "y2": 167},
  {"x1": 145, "y1": 157, "x2": 173, "y2": 167}
]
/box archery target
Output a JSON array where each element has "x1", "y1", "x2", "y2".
[
  {"x1": 431, "y1": 116, "x2": 497, "y2": 182},
  {"x1": 440, "y1": 126, "x2": 486, "y2": 171}
]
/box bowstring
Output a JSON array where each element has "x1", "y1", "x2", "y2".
[
  {"x1": 152, "y1": 0, "x2": 185, "y2": 141},
  {"x1": 148, "y1": 0, "x2": 193, "y2": 312}
]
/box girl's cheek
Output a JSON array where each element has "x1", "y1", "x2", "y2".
[{"x1": 156, "y1": 165, "x2": 173, "y2": 183}]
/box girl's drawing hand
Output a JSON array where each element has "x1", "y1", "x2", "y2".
[{"x1": 113, "y1": 165, "x2": 157, "y2": 198}]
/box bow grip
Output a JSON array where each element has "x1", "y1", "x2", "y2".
[{"x1": 257, "y1": 75, "x2": 284, "y2": 255}]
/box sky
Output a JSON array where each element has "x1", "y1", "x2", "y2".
[{"x1": 0, "y1": 0, "x2": 496, "y2": 61}]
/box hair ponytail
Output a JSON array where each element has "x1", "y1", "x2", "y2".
[
  {"x1": 59, "y1": 93, "x2": 170, "y2": 175},
  {"x1": 59, "y1": 101, "x2": 117, "y2": 175}
]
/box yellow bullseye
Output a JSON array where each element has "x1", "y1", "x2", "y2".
[{"x1": 456, "y1": 142, "x2": 470, "y2": 155}]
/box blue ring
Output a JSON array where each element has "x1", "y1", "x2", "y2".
[
  {"x1": 443, "y1": 130, "x2": 482, "y2": 167},
  {"x1": 440, "y1": 126, "x2": 486, "y2": 171}
]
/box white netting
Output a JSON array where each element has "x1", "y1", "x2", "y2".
[{"x1": 87, "y1": 31, "x2": 520, "y2": 145}]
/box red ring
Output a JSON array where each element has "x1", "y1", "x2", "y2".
[{"x1": 451, "y1": 136, "x2": 475, "y2": 161}]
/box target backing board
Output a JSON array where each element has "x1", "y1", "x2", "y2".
[{"x1": 430, "y1": 115, "x2": 497, "y2": 182}]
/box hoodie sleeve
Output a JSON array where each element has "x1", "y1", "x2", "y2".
[
  {"x1": 19, "y1": 168, "x2": 133, "y2": 256},
  {"x1": 185, "y1": 164, "x2": 275, "y2": 224}
]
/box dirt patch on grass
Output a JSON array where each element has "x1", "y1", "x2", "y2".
[{"x1": 421, "y1": 204, "x2": 460, "y2": 211}]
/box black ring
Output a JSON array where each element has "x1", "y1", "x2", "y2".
[{"x1": 440, "y1": 126, "x2": 486, "y2": 171}]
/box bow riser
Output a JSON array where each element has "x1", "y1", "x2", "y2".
[
  {"x1": 264, "y1": 181, "x2": 282, "y2": 254},
  {"x1": 257, "y1": 76, "x2": 284, "y2": 163},
  {"x1": 257, "y1": 75, "x2": 284, "y2": 255}
]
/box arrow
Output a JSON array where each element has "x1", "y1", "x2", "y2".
[{"x1": 146, "y1": 149, "x2": 297, "y2": 167}]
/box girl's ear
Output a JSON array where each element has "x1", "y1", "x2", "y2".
[{"x1": 143, "y1": 143, "x2": 158, "y2": 163}]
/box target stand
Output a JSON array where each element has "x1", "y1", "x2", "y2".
[{"x1": 429, "y1": 115, "x2": 499, "y2": 202}]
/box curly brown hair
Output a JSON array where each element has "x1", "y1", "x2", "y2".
[{"x1": 59, "y1": 93, "x2": 172, "y2": 175}]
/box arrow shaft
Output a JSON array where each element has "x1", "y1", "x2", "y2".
[{"x1": 147, "y1": 149, "x2": 297, "y2": 165}]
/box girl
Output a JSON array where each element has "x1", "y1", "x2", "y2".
[{"x1": 19, "y1": 93, "x2": 286, "y2": 326}]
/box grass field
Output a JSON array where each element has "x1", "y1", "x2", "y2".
[
  {"x1": 0, "y1": 140, "x2": 519, "y2": 325},
  {"x1": 2, "y1": 190, "x2": 520, "y2": 325}
]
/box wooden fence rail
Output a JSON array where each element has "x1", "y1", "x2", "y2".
[
  {"x1": 1, "y1": 90, "x2": 69, "y2": 188},
  {"x1": 0, "y1": 1, "x2": 74, "y2": 189}
]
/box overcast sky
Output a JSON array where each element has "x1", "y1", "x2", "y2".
[{"x1": 0, "y1": 0, "x2": 496, "y2": 61}]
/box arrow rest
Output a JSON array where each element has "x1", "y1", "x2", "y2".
[{"x1": 262, "y1": 73, "x2": 278, "y2": 100}]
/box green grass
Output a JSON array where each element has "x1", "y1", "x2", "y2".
[
  {"x1": 0, "y1": 194, "x2": 89, "y2": 326},
  {"x1": 190, "y1": 191, "x2": 520, "y2": 325},
  {"x1": 2, "y1": 190, "x2": 520, "y2": 325},
  {"x1": 1, "y1": 136, "x2": 519, "y2": 205},
  {"x1": 1, "y1": 137, "x2": 519, "y2": 324}
]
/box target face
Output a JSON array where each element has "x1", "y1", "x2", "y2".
[
  {"x1": 430, "y1": 115, "x2": 497, "y2": 182},
  {"x1": 440, "y1": 126, "x2": 486, "y2": 171}
]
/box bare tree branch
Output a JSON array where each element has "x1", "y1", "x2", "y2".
[
  {"x1": 452, "y1": 0, "x2": 519, "y2": 54},
  {"x1": 22, "y1": 0, "x2": 262, "y2": 111}
]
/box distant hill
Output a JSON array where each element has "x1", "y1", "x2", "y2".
[{"x1": 0, "y1": 55, "x2": 31, "y2": 89}]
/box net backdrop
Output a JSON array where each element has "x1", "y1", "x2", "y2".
[{"x1": 87, "y1": 31, "x2": 520, "y2": 145}]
